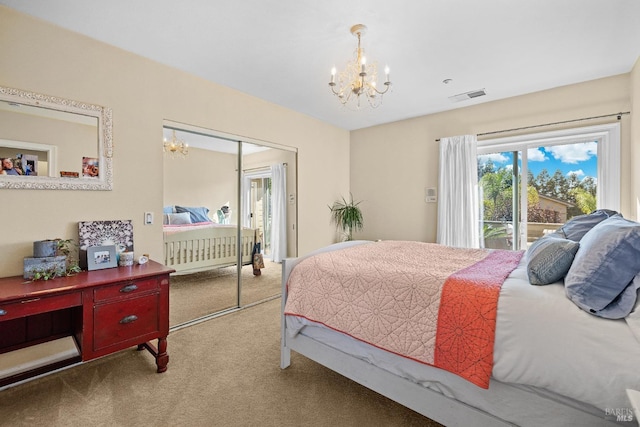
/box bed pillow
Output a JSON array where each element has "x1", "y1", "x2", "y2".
[
  {"x1": 526, "y1": 232, "x2": 580, "y2": 285},
  {"x1": 163, "y1": 205, "x2": 176, "y2": 214},
  {"x1": 164, "y1": 212, "x2": 192, "y2": 225},
  {"x1": 175, "y1": 206, "x2": 212, "y2": 223},
  {"x1": 564, "y1": 215, "x2": 640, "y2": 319},
  {"x1": 558, "y1": 209, "x2": 619, "y2": 242},
  {"x1": 624, "y1": 274, "x2": 640, "y2": 344}
]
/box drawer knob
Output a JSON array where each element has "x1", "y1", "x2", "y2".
[
  {"x1": 119, "y1": 315, "x2": 138, "y2": 324},
  {"x1": 120, "y1": 284, "x2": 138, "y2": 293},
  {"x1": 0, "y1": 309, "x2": 6, "y2": 316}
]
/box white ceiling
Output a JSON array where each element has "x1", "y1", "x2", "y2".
[{"x1": 2, "y1": 1, "x2": 639, "y2": 131}]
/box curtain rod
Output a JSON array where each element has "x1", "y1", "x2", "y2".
[
  {"x1": 240, "y1": 162, "x2": 287, "y2": 172},
  {"x1": 434, "y1": 111, "x2": 630, "y2": 142}
]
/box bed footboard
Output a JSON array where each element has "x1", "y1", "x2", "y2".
[{"x1": 164, "y1": 226, "x2": 256, "y2": 274}]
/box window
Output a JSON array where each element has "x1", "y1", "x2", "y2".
[{"x1": 477, "y1": 123, "x2": 620, "y2": 250}]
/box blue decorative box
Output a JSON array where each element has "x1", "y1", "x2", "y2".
[{"x1": 23, "y1": 256, "x2": 67, "y2": 280}]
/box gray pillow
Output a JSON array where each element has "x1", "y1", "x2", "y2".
[
  {"x1": 559, "y1": 209, "x2": 619, "y2": 242},
  {"x1": 175, "y1": 205, "x2": 212, "y2": 223},
  {"x1": 164, "y1": 212, "x2": 193, "y2": 225},
  {"x1": 565, "y1": 215, "x2": 640, "y2": 319},
  {"x1": 526, "y1": 232, "x2": 580, "y2": 285}
]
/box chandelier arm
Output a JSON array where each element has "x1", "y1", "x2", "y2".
[{"x1": 369, "y1": 83, "x2": 391, "y2": 95}]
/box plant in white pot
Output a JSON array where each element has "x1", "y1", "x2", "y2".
[{"x1": 329, "y1": 194, "x2": 364, "y2": 241}]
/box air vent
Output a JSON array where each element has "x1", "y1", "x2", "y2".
[{"x1": 448, "y1": 89, "x2": 486, "y2": 103}]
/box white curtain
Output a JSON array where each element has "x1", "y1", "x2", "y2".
[
  {"x1": 271, "y1": 163, "x2": 287, "y2": 262},
  {"x1": 241, "y1": 175, "x2": 252, "y2": 228},
  {"x1": 437, "y1": 135, "x2": 480, "y2": 248}
]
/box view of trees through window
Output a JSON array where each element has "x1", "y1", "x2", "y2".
[{"x1": 478, "y1": 141, "x2": 598, "y2": 249}]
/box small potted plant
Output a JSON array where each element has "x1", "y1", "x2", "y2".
[
  {"x1": 28, "y1": 238, "x2": 82, "y2": 281},
  {"x1": 56, "y1": 238, "x2": 82, "y2": 275},
  {"x1": 329, "y1": 194, "x2": 364, "y2": 241}
]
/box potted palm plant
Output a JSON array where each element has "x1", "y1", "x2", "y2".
[{"x1": 329, "y1": 194, "x2": 364, "y2": 241}]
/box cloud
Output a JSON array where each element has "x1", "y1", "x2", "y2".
[
  {"x1": 478, "y1": 153, "x2": 509, "y2": 165},
  {"x1": 566, "y1": 169, "x2": 585, "y2": 177},
  {"x1": 527, "y1": 148, "x2": 547, "y2": 162},
  {"x1": 546, "y1": 142, "x2": 597, "y2": 164}
]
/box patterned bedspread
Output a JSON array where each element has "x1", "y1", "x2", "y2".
[{"x1": 284, "y1": 241, "x2": 523, "y2": 388}]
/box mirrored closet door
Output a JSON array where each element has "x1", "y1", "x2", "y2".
[{"x1": 163, "y1": 124, "x2": 297, "y2": 328}]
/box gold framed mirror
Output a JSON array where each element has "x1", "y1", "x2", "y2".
[{"x1": 0, "y1": 86, "x2": 112, "y2": 190}]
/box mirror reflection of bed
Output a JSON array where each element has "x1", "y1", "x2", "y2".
[{"x1": 162, "y1": 125, "x2": 297, "y2": 327}]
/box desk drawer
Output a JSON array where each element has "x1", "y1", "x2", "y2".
[
  {"x1": 93, "y1": 294, "x2": 159, "y2": 351},
  {"x1": 94, "y1": 278, "x2": 158, "y2": 302},
  {"x1": 0, "y1": 293, "x2": 81, "y2": 322}
]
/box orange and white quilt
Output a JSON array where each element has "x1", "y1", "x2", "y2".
[{"x1": 284, "y1": 240, "x2": 523, "y2": 388}]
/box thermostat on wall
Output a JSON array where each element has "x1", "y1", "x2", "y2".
[{"x1": 425, "y1": 187, "x2": 437, "y2": 203}]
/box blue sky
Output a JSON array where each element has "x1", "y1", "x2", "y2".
[{"x1": 478, "y1": 141, "x2": 597, "y2": 181}]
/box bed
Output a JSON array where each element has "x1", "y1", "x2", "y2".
[
  {"x1": 163, "y1": 222, "x2": 256, "y2": 275},
  {"x1": 281, "y1": 212, "x2": 640, "y2": 426}
]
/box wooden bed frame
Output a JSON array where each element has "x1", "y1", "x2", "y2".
[
  {"x1": 280, "y1": 241, "x2": 620, "y2": 427},
  {"x1": 163, "y1": 225, "x2": 256, "y2": 275}
]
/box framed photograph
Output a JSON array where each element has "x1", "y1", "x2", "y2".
[
  {"x1": 82, "y1": 157, "x2": 99, "y2": 178},
  {"x1": 86, "y1": 245, "x2": 117, "y2": 271},
  {"x1": 18, "y1": 154, "x2": 38, "y2": 176}
]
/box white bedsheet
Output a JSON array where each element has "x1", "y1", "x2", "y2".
[
  {"x1": 286, "y1": 256, "x2": 640, "y2": 418},
  {"x1": 493, "y1": 256, "x2": 640, "y2": 412}
]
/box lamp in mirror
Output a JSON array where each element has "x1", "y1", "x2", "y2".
[{"x1": 163, "y1": 129, "x2": 189, "y2": 158}]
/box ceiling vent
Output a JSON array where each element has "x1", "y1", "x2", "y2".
[{"x1": 448, "y1": 89, "x2": 486, "y2": 103}]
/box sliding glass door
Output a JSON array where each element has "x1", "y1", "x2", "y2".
[
  {"x1": 477, "y1": 125, "x2": 616, "y2": 250},
  {"x1": 478, "y1": 150, "x2": 520, "y2": 249}
]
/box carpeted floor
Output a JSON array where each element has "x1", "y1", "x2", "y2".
[
  {"x1": 0, "y1": 298, "x2": 440, "y2": 427},
  {"x1": 169, "y1": 261, "x2": 282, "y2": 326}
]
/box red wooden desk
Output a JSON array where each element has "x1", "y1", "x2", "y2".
[{"x1": 0, "y1": 260, "x2": 174, "y2": 387}]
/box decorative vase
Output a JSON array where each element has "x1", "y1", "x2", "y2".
[{"x1": 33, "y1": 240, "x2": 58, "y2": 257}]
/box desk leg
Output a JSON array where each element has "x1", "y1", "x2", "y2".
[
  {"x1": 156, "y1": 337, "x2": 169, "y2": 373},
  {"x1": 138, "y1": 337, "x2": 169, "y2": 373}
]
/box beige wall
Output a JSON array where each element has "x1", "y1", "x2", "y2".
[
  {"x1": 351, "y1": 74, "x2": 632, "y2": 243},
  {"x1": 0, "y1": 7, "x2": 350, "y2": 277},
  {"x1": 163, "y1": 147, "x2": 237, "y2": 221}
]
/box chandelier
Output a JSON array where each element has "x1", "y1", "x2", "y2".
[
  {"x1": 329, "y1": 24, "x2": 391, "y2": 109},
  {"x1": 163, "y1": 129, "x2": 189, "y2": 158}
]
